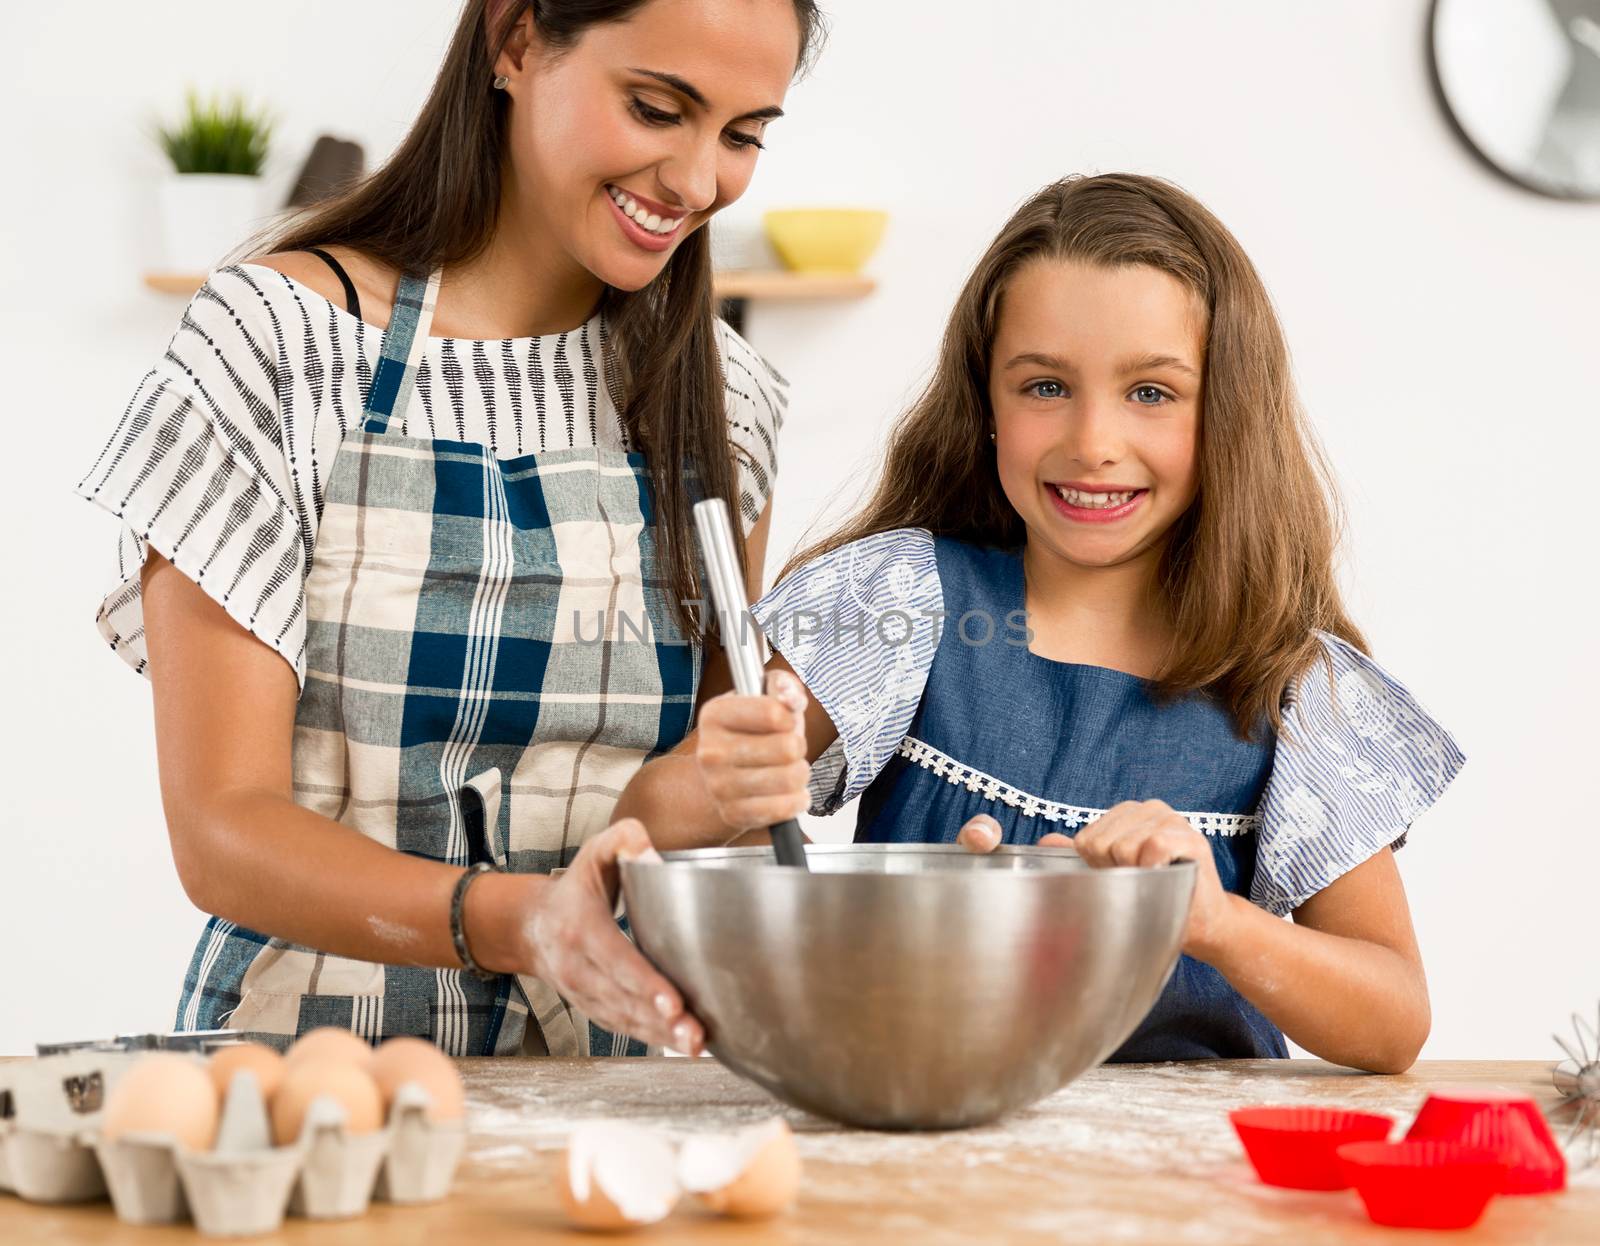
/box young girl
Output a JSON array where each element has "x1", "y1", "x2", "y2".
[
  {"x1": 74, "y1": 0, "x2": 823, "y2": 1058},
  {"x1": 615, "y1": 173, "x2": 1463, "y2": 1073}
]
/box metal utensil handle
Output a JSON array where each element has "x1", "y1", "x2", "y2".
[
  {"x1": 693, "y1": 498, "x2": 766, "y2": 696},
  {"x1": 693, "y1": 498, "x2": 809, "y2": 869}
]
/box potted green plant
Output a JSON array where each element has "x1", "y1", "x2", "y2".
[{"x1": 155, "y1": 92, "x2": 273, "y2": 272}]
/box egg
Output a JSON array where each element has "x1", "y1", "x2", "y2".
[
  {"x1": 370, "y1": 1037, "x2": 465, "y2": 1122},
  {"x1": 269, "y1": 1057, "x2": 384, "y2": 1146},
  {"x1": 101, "y1": 1053, "x2": 219, "y2": 1152},
  {"x1": 284, "y1": 1026, "x2": 374, "y2": 1068},
  {"x1": 208, "y1": 1042, "x2": 285, "y2": 1102},
  {"x1": 558, "y1": 1121, "x2": 680, "y2": 1231},
  {"x1": 678, "y1": 1118, "x2": 801, "y2": 1218}
]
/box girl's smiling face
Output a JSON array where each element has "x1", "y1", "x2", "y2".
[
  {"x1": 989, "y1": 258, "x2": 1205, "y2": 573},
  {"x1": 496, "y1": 0, "x2": 800, "y2": 292}
]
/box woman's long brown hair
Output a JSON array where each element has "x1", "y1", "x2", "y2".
[
  {"x1": 266, "y1": 0, "x2": 824, "y2": 641},
  {"x1": 782, "y1": 173, "x2": 1366, "y2": 738}
]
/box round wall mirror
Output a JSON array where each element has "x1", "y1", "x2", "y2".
[{"x1": 1431, "y1": 0, "x2": 1600, "y2": 199}]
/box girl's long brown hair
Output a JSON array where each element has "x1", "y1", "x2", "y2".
[
  {"x1": 267, "y1": 0, "x2": 824, "y2": 641},
  {"x1": 783, "y1": 174, "x2": 1365, "y2": 737}
]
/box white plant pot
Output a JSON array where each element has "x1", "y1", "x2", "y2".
[{"x1": 157, "y1": 173, "x2": 268, "y2": 273}]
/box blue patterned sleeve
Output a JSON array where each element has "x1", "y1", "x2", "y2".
[
  {"x1": 1251, "y1": 632, "x2": 1466, "y2": 916},
  {"x1": 749, "y1": 528, "x2": 941, "y2": 815}
]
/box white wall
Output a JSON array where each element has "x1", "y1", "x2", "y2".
[{"x1": 2, "y1": 1, "x2": 1595, "y2": 1059}]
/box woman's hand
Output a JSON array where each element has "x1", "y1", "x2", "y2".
[
  {"x1": 956, "y1": 801, "x2": 1236, "y2": 960},
  {"x1": 693, "y1": 670, "x2": 811, "y2": 834},
  {"x1": 471, "y1": 819, "x2": 704, "y2": 1054}
]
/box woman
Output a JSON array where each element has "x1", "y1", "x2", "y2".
[{"x1": 75, "y1": 0, "x2": 824, "y2": 1057}]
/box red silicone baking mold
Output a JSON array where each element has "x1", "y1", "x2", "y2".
[
  {"x1": 1338, "y1": 1140, "x2": 1507, "y2": 1230},
  {"x1": 1229, "y1": 1106, "x2": 1394, "y2": 1190},
  {"x1": 1404, "y1": 1086, "x2": 1566, "y2": 1195}
]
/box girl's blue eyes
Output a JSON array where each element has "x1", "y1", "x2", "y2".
[
  {"x1": 628, "y1": 98, "x2": 765, "y2": 150},
  {"x1": 1023, "y1": 380, "x2": 1173, "y2": 405}
]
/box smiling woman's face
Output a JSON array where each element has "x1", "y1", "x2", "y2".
[{"x1": 494, "y1": 0, "x2": 800, "y2": 291}]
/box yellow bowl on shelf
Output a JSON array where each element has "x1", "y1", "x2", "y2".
[{"x1": 762, "y1": 208, "x2": 888, "y2": 274}]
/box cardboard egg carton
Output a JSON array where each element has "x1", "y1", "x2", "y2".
[
  {"x1": 0, "y1": 1049, "x2": 137, "y2": 1203},
  {"x1": 1, "y1": 1052, "x2": 465, "y2": 1237}
]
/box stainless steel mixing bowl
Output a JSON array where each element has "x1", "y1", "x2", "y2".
[{"x1": 620, "y1": 844, "x2": 1195, "y2": 1130}]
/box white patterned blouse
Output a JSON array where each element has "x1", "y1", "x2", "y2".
[{"x1": 76, "y1": 263, "x2": 787, "y2": 688}]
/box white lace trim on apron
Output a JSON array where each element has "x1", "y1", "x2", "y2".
[{"x1": 897, "y1": 736, "x2": 1263, "y2": 837}]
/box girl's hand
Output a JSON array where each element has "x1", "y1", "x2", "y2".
[
  {"x1": 490, "y1": 819, "x2": 704, "y2": 1054},
  {"x1": 694, "y1": 670, "x2": 811, "y2": 834},
  {"x1": 955, "y1": 814, "x2": 1073, "y2": 854},
  {"x1": 956, "y1": 802, "x2": 1236, "y2": 959},
  {"x1": 1075, "y1": 800, "x2": 1234, "y2": 959}
]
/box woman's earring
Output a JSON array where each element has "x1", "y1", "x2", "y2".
[
  {"x1": 989, "y1": 431, "x2": 996, "y2": 442},
  {"x1": 492, "y1": 74, "x2": 510, "y2": 90}
]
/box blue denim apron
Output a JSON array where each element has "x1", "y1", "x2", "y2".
[{"x1": 854, "y1": 538, "x2": 1288, "y2": 1060}]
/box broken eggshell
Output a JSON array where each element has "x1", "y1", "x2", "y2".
[
  {"x1": 559, "y1": 1121, "x2": 681, "y2": 1230},
  {"x1": 678, "y1": 1118, "x2": 801, "y2": 1219}
]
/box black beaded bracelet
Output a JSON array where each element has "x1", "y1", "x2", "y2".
[{"x1": 450, "y1": 862, "x2": 501, "y2": 981}]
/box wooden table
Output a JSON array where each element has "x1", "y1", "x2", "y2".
[{"x1": 2, "y1": 1058, "x2": 1595, "y2": 1243}]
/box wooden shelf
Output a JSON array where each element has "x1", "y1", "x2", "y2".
[
  {"x1": 143, "y1": 271, "x2": 210, "y2": 296},
  {"x1": 142, "y1": 269, "x2": 875, "y2": 302},
  {"x1": 713, "y1": 270, "x2": 875, "y2": 300}
]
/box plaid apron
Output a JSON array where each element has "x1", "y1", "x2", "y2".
[{"x1": 174, "y1": 270, "x2": 700, "y2": 1055}]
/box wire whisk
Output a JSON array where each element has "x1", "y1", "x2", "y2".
[{"x1": 1553, "y1": 1002, "x2": 1600, "y2": 1167}]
